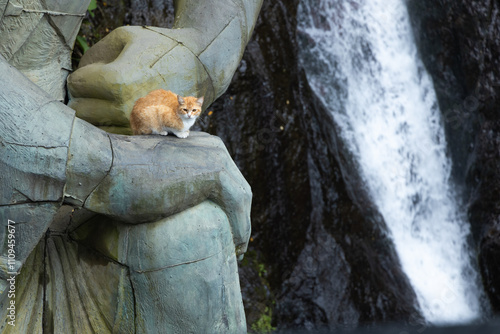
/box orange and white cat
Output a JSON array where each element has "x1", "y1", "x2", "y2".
[{"x1": 130, "y1": 89, "x2": 204, "y2": 138}]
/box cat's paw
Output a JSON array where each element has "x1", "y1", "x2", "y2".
[
  {"x1": 175, "y1": 131, "x2": 189, "y2": 139},
  {"x1": 160, "y1": 131, "x2": 168, "y2": 136}
]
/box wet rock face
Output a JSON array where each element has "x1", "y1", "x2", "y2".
[
  {"x1": 124, "y1": 0, "x2": 175, "y2": 28},
  {"x1": 471, "y1": 120, "x2": 500, "y2": 312},
  {"x1": 197, "y1": 0, "x2": 423, "y2": 329},
  {"x1": 407, "y1": 0, "x2": 500, "y2": 314}
]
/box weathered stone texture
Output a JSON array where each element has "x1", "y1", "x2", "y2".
[{"x1": 0, "y1": 0, "x2": 90, "y2": 100}]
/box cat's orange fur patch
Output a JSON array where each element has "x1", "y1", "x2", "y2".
[{"x1": 130, "y1": 89, "x2": 203, "y2": 138}]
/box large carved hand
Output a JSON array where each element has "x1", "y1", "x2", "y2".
[
  {"x1": 65, "y1": 123, "x2": 253, "y2": 256},
  {"x1": 67, "y1": 0, "x2": 263, "y2": 133}
]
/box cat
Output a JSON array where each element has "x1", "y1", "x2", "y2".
[{"x1": 129, "y1": 89, "x2": 204, "y2": 138}]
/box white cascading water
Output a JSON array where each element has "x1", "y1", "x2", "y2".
[{"x1": 297, "y1": 0, "x2": 484, "y2": 324}]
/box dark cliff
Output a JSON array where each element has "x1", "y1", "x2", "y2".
[{"x1": 196, "y1": 0, "x2": 422, "y2": 330}]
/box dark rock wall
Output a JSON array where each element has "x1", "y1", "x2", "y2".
[
  {"x1": 195, "y1": 0, "x2": 422, "y2": 330},
  {"x1": 473, "y1": 121, "x2": 500, "y2": 312},
  {"x1": 407, "y1": 0, "x2": 500, "y2": 314}
]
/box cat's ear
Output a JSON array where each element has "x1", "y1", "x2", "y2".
[
  {"x1": 196, "y1": 96, "x2": 204, "y2": 105},
  {"x1": 177, "y1": 95, "x2": 185, "y2": 105}
]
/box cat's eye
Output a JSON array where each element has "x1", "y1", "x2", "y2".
[{"x1": 183, "y1": 108, "x2": 188, "y2": 112}]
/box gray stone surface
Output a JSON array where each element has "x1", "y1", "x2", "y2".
[
  {"x1": 0, "y1": 241, "x2": 44, "y2": 334},
  {"x1": 0, "y1": 59, "x2": 74, "y2": 205},
  {"x1": 0, "y1": 58, "x2": 72, "y2": 287},
  {"x1": 0, "y1": 0, "x2": 90, "y2": 101},
  {"x1": 0, "y1": 203, "x2": 59, "y2": 280},
  {"x1": 64, "y1": 117, "x2": 113, "y2": 206},
  {"x1": 83, "y1": 132, "x2": 252, "y2": 255},
  {"x1": 72, "y1": 201, "x2": 246, "y2": 333}
]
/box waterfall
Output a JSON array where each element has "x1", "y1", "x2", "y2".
[{"x1": 297, "y1": 0, "x2": 484, "y2": 324}]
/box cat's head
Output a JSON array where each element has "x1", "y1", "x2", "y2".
[{"x1": 177, "y1": 95, "x2": 204, "y2": 119}]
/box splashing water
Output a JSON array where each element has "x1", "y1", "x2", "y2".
[{"x1": 297, "y1": 0, "x2": 484, "y2": 324}]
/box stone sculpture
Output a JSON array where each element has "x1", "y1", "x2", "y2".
[
  {"x1": 68, "y1": 0, "x2": 263, "y2": 134},
  {"x1": 0, "y1": 0, "x2": 262, "y2": 332}
]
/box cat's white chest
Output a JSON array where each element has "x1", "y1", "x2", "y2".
[{"x1": 182, "y1": 117, "x2": 197, "y2": 131}]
